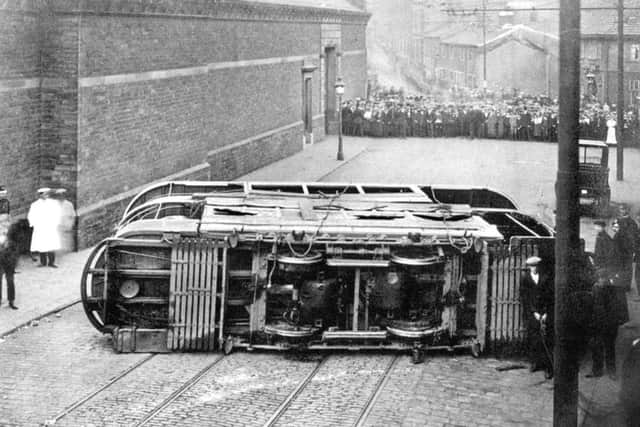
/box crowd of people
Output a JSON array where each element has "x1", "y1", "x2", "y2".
[
  {"x1": 0, "y1": 187, "x2": 77, "y2": 310},
  {"x1": 341, "y1": 88, "x2": 640, "y2": 144}
]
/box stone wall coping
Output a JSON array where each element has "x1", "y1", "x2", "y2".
[{"x1": 0, "y1": 0, "x2": 370, "y2": 25}]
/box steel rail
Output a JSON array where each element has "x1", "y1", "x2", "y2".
[
  {"x1": 48, "y1": 354, "x2": 156, "y2": 424},
  {"x1": 262, "y1": 356, "x2": 329, "y2": 427},
  {"x1": 353, "y1": 355, "x2": 399, "y2": 427},
  {"x1": 135, "y1": 354, "x2": 225, "y2": 426}
]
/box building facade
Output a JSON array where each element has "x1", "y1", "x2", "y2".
[
  {"x1": 0, "y1": 0, "x2": 369, "y2": 247},
  {"x1": 581, "y1": 4, "x2": 640, "y2": 105},
  {"x1": 434, "y1": 25, "x2": 559, "y2": 96}
]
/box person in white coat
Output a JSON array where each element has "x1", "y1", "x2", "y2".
[
  {"x1": 27, "y1": 188, "x2": 61, "y2": 267},
  {"x1": 54, "y1": 188, "x2": 77, "y2": 252},
  {"x1": 606, "y1": 115, "x2": 617, "y2": 145}
]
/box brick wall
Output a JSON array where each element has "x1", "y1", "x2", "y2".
[
  {"x1": 341, "y1": 24, "x2": 366, "y2": 51},
  {"x1": 0, "y1": 89, "x2": 41, "y2": 216},
  {"x1": 0, "y1": 11, "x2": 40, "y2": 78},
  {"x1": 79, "y1": 17, "x2": 321, "y2": 76},
  {"x1": 77, "y1": 61, "x2": 312, "y2": 207},
  {"x1": 0, "y1": 0, "x2": 369, "y2": 246},
  {"x1": 208, "y1": 124, "x2": 303, "y2": 180},
  {"x1": 0, "y1": 10, "x2": 41, "y2": 216}
]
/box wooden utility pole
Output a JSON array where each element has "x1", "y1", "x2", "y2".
[
  {"x1": 555, "y1": 0, "x2": 581, "y2": 425},
  {"x1": 617, "y1": 0, "x2": 625, "y2": 181},
  {"x1": 482, "y1": 0, "x2": 487, "y2": 92}
]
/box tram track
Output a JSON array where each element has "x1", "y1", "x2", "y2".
[
  {"x1": 263, "y1": 353, "x2": 399, "y2": 427},
  {"x1": 49, "y1": 352, "x2": 224, "y2": 426},
  {"x1": 135, "y1": 354, "x2": 225, "y2": 426},
  {"x1": 50, "y1": 351, "x2": 399, "y2": 427},
  {"x1": 353, "y1": 355, "x2": 399, "y2": 427},
  {"x1": 48, "y1": 353, "x2": 156, "y2": 425},
  {"x1": 263, "y1": 355, "x2": 330, "y2": 427}
]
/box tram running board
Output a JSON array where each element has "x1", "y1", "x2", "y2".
[{"x1": 322, "y1": 330, "x2": 388, "y2": 341}]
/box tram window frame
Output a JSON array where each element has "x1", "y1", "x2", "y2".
[
  {"x1": 251, "y1": 184, "x2": 306, "y2": 194},
  {"x1": 361, "y1": 185, "x2": 415, "y2": 194},
  {"x1": 306, "y1": 185, "x2": 360, "y2": 195}
]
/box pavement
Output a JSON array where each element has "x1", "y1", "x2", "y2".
[
  {"x1": 0, "y1": 249, "x2": 93, "y2": 338},
  {"x1": 2, "y1": 135, "x2": 640, "y2": 426}
]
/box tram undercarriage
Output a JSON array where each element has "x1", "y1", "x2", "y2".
[{"x1": 84, "y1": 238, "x2": 487, "y2": 363}]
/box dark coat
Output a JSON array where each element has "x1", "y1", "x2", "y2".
[
  {"x1": 0, "y1": 221, "x2": 20, "y2": 271},
  {"x1": 520, "y1": 271, "x2": 554, "y2": 327},
  {"x1": 618, "y1": 215, "x2": 640, "y2": 253},
  {"x1": 591, "y1": 279, "x2": 630, "y2": 332},
  {"x1": 594, "y1": 230, "x2": 615, "y2": 272}
]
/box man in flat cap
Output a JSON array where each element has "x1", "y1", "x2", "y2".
[
  {"x1": 520, "y1": 256, "x2": 554, "y2": 378},
  {"x1": 27, "y1": 188, "x2": 61, "y2": 267}
]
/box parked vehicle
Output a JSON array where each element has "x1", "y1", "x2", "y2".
[{"x1": 578, "y1": 139, "x2": 610, "y2": 216}]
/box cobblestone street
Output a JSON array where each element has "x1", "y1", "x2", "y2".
[
  {"x1": 3, "y1": 136, "x2": 639, "y2": 426},
  {"x1": 2, "y1": 304, "x2": 555, "y2": 427}
]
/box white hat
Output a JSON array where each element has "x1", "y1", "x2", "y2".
[
  {"x1": 37, "y1": 187, "x2": 51, "y2": 194},
  {"x1": 526, "y1": 256, "x2": 542, "y2": 266}
]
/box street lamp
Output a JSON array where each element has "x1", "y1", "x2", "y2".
[{"x1": 335, "y1": 77, "x2": 345, "y2": 161}]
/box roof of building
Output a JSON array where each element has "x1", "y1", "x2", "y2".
[
  {"x1": 440, "y1": 27, "x2": 503, "y2": 46},
  {"x1": 249, "y1": 0, "x2": 364, "y2": 12},
  {"x1": 440, "y1": 24, "x2": 558, "y2": 51}
]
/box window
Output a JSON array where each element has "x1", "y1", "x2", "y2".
[
  {"x1": 629, "y1": 80, "x2": 640, "y2": 91},
  {"x1": 583, "y1": 42, "x2": 601, "y2": 60},
  {"x1": 631, "y1": 44, "x2": 640, "y2": 62}
]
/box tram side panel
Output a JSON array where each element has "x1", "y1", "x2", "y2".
[{"x1": 84, "y1": 237, "x2": 562, "y2": 356}]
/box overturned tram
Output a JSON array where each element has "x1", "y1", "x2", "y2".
[{"x1": 81, "y1": 181, "x2": 555, "y2": 361}]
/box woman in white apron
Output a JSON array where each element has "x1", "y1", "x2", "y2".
[{"x1": 606, "y1": 115, "x2": 617, "y2": 144}]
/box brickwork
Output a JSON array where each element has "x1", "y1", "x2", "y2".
[
  {"x1": 0, "y1": 89, "x2": 41, "y2": 216},
  {"x1": 0, "y1": 10, "x2": 41, "y2": 216},
  {"x1": 341, "y1": 23, "x2": 367, "y2": 51},
  {"x1": 0, "y1": 1, "x2": 368, "y2": 246},
  {"x1": 78, "y1": 62, "x2": 305, "y2": 205},
  {"x1": 0, "y1": 11, "x2": 40, "y2": 79},
  {"x1": 209, "y1": 124, "x2": 303, "y2": 181},
  {"x1": 79, "y1": 16, "x2": 322, "y2": 77}
]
